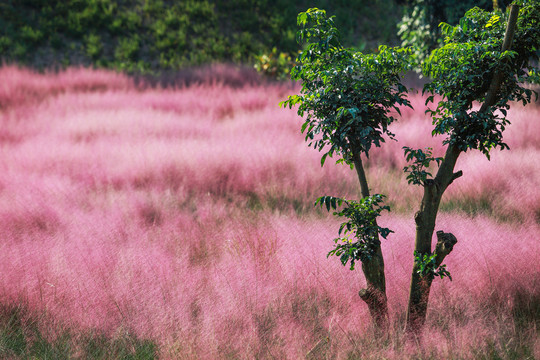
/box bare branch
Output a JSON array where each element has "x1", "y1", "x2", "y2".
[
  {"x1": 448, "y1": 170, "x2": 463, "y2": 186},
  {"x1": 434, "y1": 230, "x2": 458, "y2": 268}
]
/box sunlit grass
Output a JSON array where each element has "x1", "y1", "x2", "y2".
[{"x1": 0, "y1": 66, "x2": 538, "y2": 359}]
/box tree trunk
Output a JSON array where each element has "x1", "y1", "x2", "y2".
[
  {"x1": 405, "y1": 4, "x2": 520, "y2": 334},
  {"x1": 405, "y1": 145, "x2": 462, "y2": 333},
  {"x1": 406, "y1": 230, "x2": 458, "y2": 331},
  {"x1": 352, "y1": 151, "x2": 388, "y2": 328}
]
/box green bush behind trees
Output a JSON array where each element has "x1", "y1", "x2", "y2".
[
  {"x1": 0, "y1": 0, "x2": 401, "y2": 73},
  {"x1": 1, "y1": 0, "x2": 523, "y2": 76},
  {"x1": 398, "y1": 0, "x2": 515, "y2": 67}
]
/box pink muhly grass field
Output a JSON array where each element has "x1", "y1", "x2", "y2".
[
  {"x1": 369, "y1": 93, "x2": 540, "y2": 222},
  {"x1": 0, "y1": 66, "x2": 539, "y2": 359}
]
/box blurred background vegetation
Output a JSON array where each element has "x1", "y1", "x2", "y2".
[{"x1": 0, "y1": 0, "x2": 508, "y2": 77}]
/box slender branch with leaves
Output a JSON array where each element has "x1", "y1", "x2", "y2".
[
  {"x1": 402, "y1": 147, "x2": 443, "y2": 185},
  {"x1": 315, "y1": 195, "x2": 393, "y2": 271}
]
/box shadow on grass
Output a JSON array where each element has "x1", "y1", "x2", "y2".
[{"x1": 0, "y1": 304, "x2": 157, "y2": 359}]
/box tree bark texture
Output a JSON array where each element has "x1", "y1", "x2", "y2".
[
  {"x1": 405, "y1": 4, "x2": 520, "y2": 334},
  {"x1": 352, "y1": 151, "x2": 388, "y2": 328},
  {"x1": 405, "y1": 145, "x2": 462, "y2": 332}
]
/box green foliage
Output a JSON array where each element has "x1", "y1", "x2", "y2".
[
  {"x1": 403, "y1": 147, "x2": 443, "y2": 185},
  {"x1": 254, "y1": 48, "x2": 296, "y2": 80},
  {"x1": 414, "y1": 251, "x2": 452, "y2": 281},
  {"x1": 281, "y1": 8, "x2": 412, "y2": 167},
  {"x1": 115, "y1": 36, "x2": 140, "y2": 63},
  {"x1": 398, "y1": 0, "x2": 512, "y2": 68},
  {"x1": 397, "y1": 3, "x2": 437, "y2": 69},
  {"x1": 0, "y1": 0, "x2": 401, "y2": 73},
  {"x1": 423, "y1": 3, "x2": 540, "y2": 158},
  {"x1": 20, "y1": 25, "x2": 43, "y2": 45},
  {"x1": 281, "y1": 8, "x2": 408, "y2": 271},
  {"x1": 315, "y1": 195, "x2": 393, "y2": 270},
  {"x1": 284, "y1": 4, "x2": 539, "y2": 279},
  {"x1": 85, "y1": 33, "x2": 103, "y2": 60}
]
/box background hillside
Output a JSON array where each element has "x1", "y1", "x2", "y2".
[
  {"x1": 0, "y1": 0, "x2": 505, "y2": 74},
  {"x1": 0, "y1": 0, "x2": 400, "y2": 73}
]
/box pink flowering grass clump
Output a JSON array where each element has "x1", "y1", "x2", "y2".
[
  {"x1": 367, "y1": 95, "x2": 540, "y2": 222},
  {"x1": 0, "y1": 66, "x2": 539, "y2": 359},
  {"x1": 0, "y1": 65, "x2": 133, "y2": 111}
]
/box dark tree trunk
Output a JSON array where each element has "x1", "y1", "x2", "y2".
[
  {"x1": 405, "y1": 145, "x2": 462, "y2": 333},
  {"x1": 352, "y1": 151, "x2": 388, "y2": 328},
  {"x1": 405, "y1": 4, "x2": 520, "y2": 334}
]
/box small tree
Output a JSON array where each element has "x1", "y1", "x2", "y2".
[
  {"x1": 282, "y1": 8, "x2": 412, "y2": 327},
  {"x1": 282, "y1": 1, "x2": 539, "y2": 333}
]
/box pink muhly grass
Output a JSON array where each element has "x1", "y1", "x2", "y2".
[
  {"x1": 0, "y1": 66, "x2": 539, "y2": 358},
  {"x1": 369, "y1": 92, "x2": 445, "y2": 169},
  {"x1": 136, "y1": 63, "x2": 266, "y2": 89},
  {"x1": 2, "y1": 205, "x2": 537, "y2": 358},
  {"x1": 2, "y1": 80, "x2": 356, "y2": 213},
  {"x1": 0, "y1": 66, "x2": 132, "y2": 110},
  {"x1": 366, "y1": 94, "x2": 540, "y2": 221}
]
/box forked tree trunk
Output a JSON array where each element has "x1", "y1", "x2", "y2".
[
  {"x1": 405, "y1": 145, "x2": 462, "y2": 332},
  {"x1": 405, "y1": 4, "x2": 520, "y2": 334},
  {"x1": 352, "y1": 151, "x2": 388, "y2": 328}
]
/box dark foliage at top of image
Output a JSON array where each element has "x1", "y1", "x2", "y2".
[{"x1": 0, "y1": 0, "x2": 401, "y2": 73}]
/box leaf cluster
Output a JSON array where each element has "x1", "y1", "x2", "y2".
[
  {"x1": 253, "y1": 47, "x2": 296, "y2": 80},
  {"x1": 414, "y1": 251, "x2": 452, "y2": 281},
  {"x1": 315, "y1": 195, "x2": 393, "y2": 270},
  {"x1": 398, "y1": 0, "x2": 512, "y2": 70},
  {"x1": 402, "y1": 147, "x2": 443, "y2": 185},
  {"x1": 422, "y1": 3, "x2": 540, "y2": 158},
  {"x1": 397, "y1": 2, "x2": 441, "y2": 70},
  {"x1": 280, "y1": 8, "x2": 412, "y2": 167}
]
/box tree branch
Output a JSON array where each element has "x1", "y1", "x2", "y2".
[
  {"x1": 480, "y1": 4, "x2": 520, "y2": 112},
  {"x1": 448, "y1": 170, "x2": 463, "y2": 186},
  {"x1": 434, "y1": 144, "x2": 462, "y2": 192},
  {"x1": 434, "y1": 230, "x2": 458, "y2": 268},
  {"x1": 352, "y1": 151, "x2": 370, "y2": 198}
]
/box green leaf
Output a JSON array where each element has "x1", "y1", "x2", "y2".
[
  {"x1": 297, "y1": 12, "x2": 308, "y2": 27},
  {"x1": 301, "y1": 121, "x2": 309, "y2": 133},
  {"x1": 321, "y1": 152, "x2": 328, "y2": 167},
  {"x1": 485, "y1": 14, "x2": 500, "y2": 28}
]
